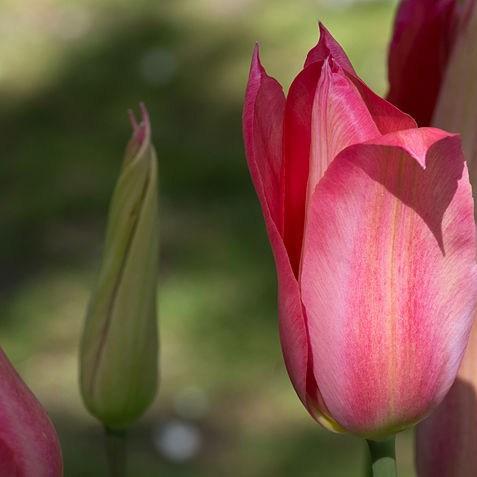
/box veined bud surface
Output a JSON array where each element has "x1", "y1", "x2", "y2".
[{"x1": 80, "y1": 104, "x2": 159, "y2": 430}]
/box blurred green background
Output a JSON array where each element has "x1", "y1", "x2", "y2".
[{"x1": 0, "y1": 0, "x2": 416, "y2": 475}]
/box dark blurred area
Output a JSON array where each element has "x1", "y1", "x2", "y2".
[{"x1": 0, "y1": 0, "x2": 415, "y2": 475}]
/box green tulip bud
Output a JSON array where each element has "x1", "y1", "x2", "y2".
[{"x1": 80, "y1": 104, "x2": 159, "y2": 430}]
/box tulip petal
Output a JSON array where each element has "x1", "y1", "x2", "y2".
[
  {"x1": 346, "y1": 73, "x2": 417, "y2": 134},
  {"x1": 0, "y1": 348, "x2": 63, "y2": 476},
  {"x1": 243, "y1": 45, "x2": 286, "y2": 232},
  {"x1": 243, "y1": 46, "x2": 345, "y2": 430},
  {"x1": 242, "y1": 46, "x2": 308, "y2": 407},
  {"x1": 301, "y1": 61, "x2": 381, "y2": 260},
  {"x1": 387, "y1": 0, "x2": 458, "y2": 126},
  {"x1": 415, "y1": 318, "x2": 477, "y2": 476},
  {"x1": 300, "y1": 128, "x2": 477, "y2": 437}
]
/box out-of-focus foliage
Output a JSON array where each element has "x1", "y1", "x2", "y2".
[{"x1": 0, "y1": 0, "x2": 416, "y2": 475}]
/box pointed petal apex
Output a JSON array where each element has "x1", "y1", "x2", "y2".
[
  {"x1": 249, "y1": 42, "x2": 266, "y2": 80},
  {"x1": 304, "y1": 22, "x2": 355, "y2": 73}
]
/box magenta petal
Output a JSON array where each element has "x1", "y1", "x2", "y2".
[
  {"x1": 242, "y1": 46, "x2": 309, "y2": 409},
  {"x1": 0, "y1": 348, "x2": 63, "y2": 476},
  {"x1": 387, "y1": 0, "x2": 458, "y2": 125},
  {"x1": 282, "y1": 60, "x2": 321, "y2": 275},
  {"x1": 242, "y1": 45, "x2": 286, "y2": 232},
  {"x1": 300, "y1": 128, "x2": 477, "y2": 436}
]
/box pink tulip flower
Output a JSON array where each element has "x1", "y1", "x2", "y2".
[
  {"x1": 0, "y1": 347, "x2": 63, "y2": 476},
  {"x1": 243, "y1": 24, "x2": 477, "y2": 438}
]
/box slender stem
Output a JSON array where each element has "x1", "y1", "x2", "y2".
[
  {"x1": 366, "y1": 436, "x2": 397, "y2": 477},
  {"x1": 364, "y1": 441, "x2": 373, "y2": 477},
  {"x1": 104, "y1": 427, "x2": 127, "y2": 477}
]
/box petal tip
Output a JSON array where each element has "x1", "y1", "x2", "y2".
[
  {"x1": 128, "y1": 103, "x2": 151, "y2": 149},
  {"x1": 318, "y1": 21, "x2": 329, "y2": 36},
  {"x1": 250, "y1": 42, "x2": 265, "y2": 77}
]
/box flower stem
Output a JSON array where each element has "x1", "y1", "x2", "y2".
[
  {"x1": 104, "y1": 427, "x2": 127, "y2": 477},
  {"x1": 366, "y1": 436, "x2": 397, "y2": 477},
  {"x1": 364, "y1": 441, "x2": 373, "y2": 477}
]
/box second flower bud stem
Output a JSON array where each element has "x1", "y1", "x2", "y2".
[{"x1": 104, "y1": 427, "x2": 127, "y2": 477}]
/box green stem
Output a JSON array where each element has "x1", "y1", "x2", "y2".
[
  {"x1": 364, "y1": 441, "x2": 373, "y2": 477},
  {"x1": 366, "y1": 436, "x2": 397, "y2": 477},
  {"x1": 104, "y1": 427, "x2": 127, "y2": 477}
]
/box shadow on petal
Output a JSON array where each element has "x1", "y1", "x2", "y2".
[{"x1": 349, "y1": 134, "x2": 465, "y2": 254}]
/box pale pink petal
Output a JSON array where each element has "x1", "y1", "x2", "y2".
[
  {"x1": 300, "y1": 128, "x2": 477, "y2": 437},
  {"x1": 0, "y1": 348, "x2": 63, "y2": 476},
  {"x1": 416, "y1": 317, "x2": 477, "y2": 476},
  {"x1": 301, "y1": 60, "x2": 381, "y2": 268}
]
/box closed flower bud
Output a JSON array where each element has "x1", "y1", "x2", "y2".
[{"x1": 80, "y1": 104, "x2": 159, "y2": 430}]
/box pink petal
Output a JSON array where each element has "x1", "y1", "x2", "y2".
[
  {"x1": 301, "y1": 60, "x2": 381, "y2": 266},
  {"x1": 0, "y1": 348, "x2": 63, "y2": 476},
  {"x1": 387, "y1": 0, "x2": 459, "y2": 126},
  {"x1": 300, "y1": 128, "x2": 477, "y2": 437},
  {"x1": 415, "y1": 317, "x2": 477, "y2": 476},
  {"x1": 243, "y1": 43, "x2": 358, "y2": 430},
  {"x1": 128, "y1": 102, "x2": 151, "y2": 149},
  {"x1": 242, "y1": 46, "x2": 309, "y2": 411}
]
